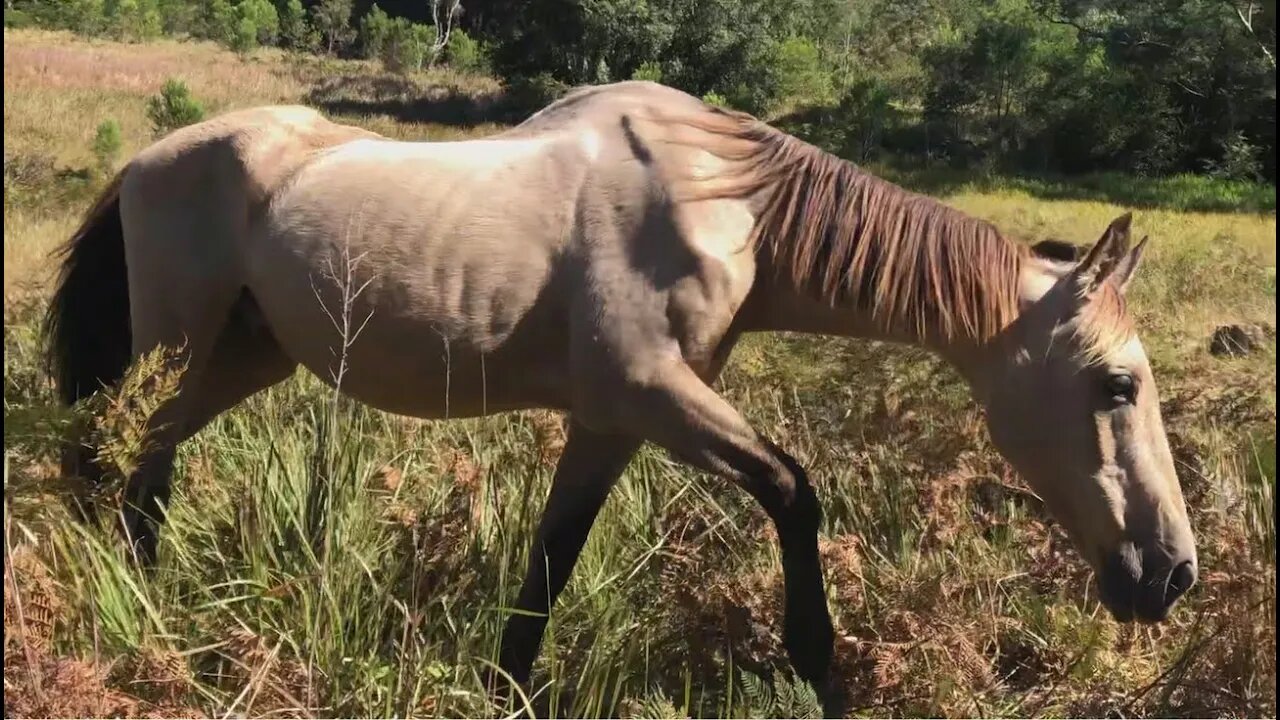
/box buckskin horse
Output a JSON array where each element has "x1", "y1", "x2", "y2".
[{"x1": 46, "y1": 81, "x2": 1197, "y2": 713}]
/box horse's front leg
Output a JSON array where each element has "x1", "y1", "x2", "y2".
[
  {"x1": 496, "y1": 422, "x2": 640, "y2": 689},
  {"x1": 595, "y1": 359, "x2": 841, "y2": 716}
]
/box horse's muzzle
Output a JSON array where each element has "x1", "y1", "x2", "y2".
[{"x1": 1098, "y1": 543, "x2": 1198, "y2": 623}]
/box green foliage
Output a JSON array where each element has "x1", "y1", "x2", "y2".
[
  {"x1": 311, "y1": 0, "x2": 355, "y2": 54},
  {"x1": 91, "y1": 119, "x2": 123, "y2": 176},
  {"x1": 735, "y1": 671, "x2": 822, "y2": 719},
  {"x1": 5, "y1": 0, "x2": 1276, "y2": 179},
  {"x1": 201, "y1": 0, "x2": 236, "y2": 44},
  {"x1": 237, "y1": 0, "x2": 278, "y2": 47},
  {"x1": 155, "y1": 0, "x2": 200, "y2": 35},
  {"x1": 630, "y1": 61, "x2": 664, "y2": 83},
  {"x1": 145, "y1": 78, "x2": 205, "y2": 136},
  {"x1": 103, "y1": 0, "x2": 163, "y2": 41},
  {"x1": 761, "y1": 35, "x2": 834, "y2": 113},
  {"x1": 361, "y1": 6, "x2": 432, "y2": 73},
  {"x1": 229, "y1": 13, "x2": 257, "y2": 53},
  {"x1": 701, "y1": 90, "x2": 730, "y2": 108},
  {"x1": 1205, "y1": 131, "x2": 1264, "y2": 181},
  {"x1": 4, "y1": 7, "x2": 37, "y2": 28},
  {"x1": 359, "y1": 3, "x2": 392, "y2": 59},
  {"x1": 445, "y1": 28, "x2": 487, "y2": 73},
  {"x1": 278, "y1": 0, "x2": 312, "y2": 50}
]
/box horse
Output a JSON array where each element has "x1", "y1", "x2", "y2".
[{"x1": 45, "y1": 80, "x2": 1197, "y2": 713}]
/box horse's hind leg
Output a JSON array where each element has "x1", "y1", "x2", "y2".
[
  {"x1": 122, "y1": 290, "x2": 296, "y2": 563},
  {"x1": 182, "y1": 291, "x2": 297, "y2": 434}
]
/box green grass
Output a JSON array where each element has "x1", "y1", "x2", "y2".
[
  {"x1": 4, "y1": 28, "x2": 1277, "y2": 719},
  {"x1": 878, "y1": 166, "x2": 1277, "y2": 215}
]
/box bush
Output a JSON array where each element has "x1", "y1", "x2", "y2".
[
  {"x1": 630, "y1": 61, "x2": 663, "y2": 83},
  {"x1": 311, "y1": 0, "x2": 355, "y2": 55},
  {"x1": 156, "y1": 0, "x2": 199, "y2": 35},
  {"x1": 446, "y1": 29, "x2": 487, "y2": 74},
  {"x1": 701, "y1": 91, "x2": 729, "y2": 108},
  {"x1": 279, "y1": 0, "x2": 313, "y2": 50},
  {"x1": 230, "y1": 14, "x2": 257, "y2": 53},
  {"x1": 145, "y1": 79, "x2": 205, "y2": 136},
  {"x1": 237, "y1": 0, "x2": 278, "y2": 47},
  {"x1": 104, "y1": 0, "x2": 162, "y2": 41},
  {"x1": 504, "y1": 72, "x2": 569, "y2": 116},
  {"x1": 359, "y1": 4, "x2": 392, "y2": 59},
  {"x1": 5, "y1": 7, "x2": 37, "y2": 28},
  {"x1": 91, "y1": 119, "x2": 123, "y2": 176},
  {"x1": 202, "y1": 0, "x2": 236, "y2": 44},
  {"x1": 1204, "y1": 131, "x2": 1263, "y2": 182},
  {"x1": 361, "y1": 7, "x2": 432, "y2": 74}
]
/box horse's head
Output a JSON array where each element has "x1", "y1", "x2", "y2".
[{"x1": 980, "y1": 213, "x2": 1196, "y2": 623}]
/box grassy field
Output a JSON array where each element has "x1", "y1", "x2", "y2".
[{"x1": 3, "y1": 29, "x2": 1276, "y2": 718}]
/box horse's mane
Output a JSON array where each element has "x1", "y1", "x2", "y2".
[{"x1": 662, "y1": 106, "x2": 1027, "y2": 344}]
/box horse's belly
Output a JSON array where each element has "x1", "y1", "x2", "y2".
[
  {"x1": 246, "y1": 239, "x2": 571, "y2": 418},
  {"x1": 281, "y1": 311, "x2": 571, "y2": 418}
]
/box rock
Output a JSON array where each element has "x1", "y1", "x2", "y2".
[{"x1": 1208, "y1": 323, "x2": 1271, "y2": 357}]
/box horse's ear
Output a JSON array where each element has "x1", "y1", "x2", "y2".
[
  {"x1": 1074, "y1": 213, "x2": 1133, "y2": 293},
  {"x1": 1105, "y1": 236, "x2": 1148, "y2": 293}
]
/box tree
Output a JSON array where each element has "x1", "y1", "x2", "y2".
[
  {"x1": 312, "y1": 0, "x2": 355, "y2": 54},
  {"x1": 360, "y1": 3, "x2": 393, "y2": 58},
  {"x1": 202, "y1": 0, "x2": 236, "y2": 44},
  {"x1": 278, "y1": 0, "x2": 312, "y2": 50},
  {"x1": 104, "y1": 0, "x2": 162, "y2": 40},
  {"x1": 237, "y1": 0, "x2": 277, "y2": 46},
  {"x1": 427, "y1": 0, "x2": 460, "y2": 66},
  {"x1": 156, "y1": 0, "x2": 199, "y2": 34}
]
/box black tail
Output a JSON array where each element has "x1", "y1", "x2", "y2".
[
  {"x1": 43, "y1": 171, "x2": 133, "y2": 516},
  {"x1": 44, "y1": 170, "x2": 132, "y2": 407}
]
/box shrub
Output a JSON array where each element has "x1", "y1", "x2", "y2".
[
  {"x1": 202, "y1": 0, "x2": 236, "y2": 44},
  {"x1": 237, "y1": 0, "x2": 278, "y2": 47},
  {"x1": 4, "y1": 7, "x2": 36, "y2": 28},
  {"x1": 91, "y1": 119, "x2": 123, "y2": 176},
  {"x1": 279, "y1": 0, "x2": 312, "y2": 50},
  {"x1": 145, "y1": 79, "x2": 205, "y2": 137},
  {"x1": 230, "y1": 14, "x2": 258, "y2": 53},
  {"x1": 359, "y1": 4, "x2": 393, "y2": 59},
  {"x1": 446, "y1": 28, "x2": 487, "y2": 74},
  {"x1": 311, "y1": 0, "x2": 355, "y2": 55},
  {"x1": 630, "y1": 61, "x2": 663, "y2": 83},
  {"x1": 1204, "y1": 131, "x2": 1263, "y2": 182},
  {"x1": 104, "y1": 0, "x2": 162, "y2": 41},
  {"x1": 504, "y1": 72, "x2": 569, "y2": 116},
  {"x1": 156, "y1": 0, "x2": 199, "y2": 35},
  {"x1": 701, "y1": 91, "x2": 729, "y2": 108},
  {"x1": 362, "y1": 8, "x2": 433, "y2": 74}
]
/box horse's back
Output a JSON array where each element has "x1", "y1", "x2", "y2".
[{"x1": 113, "y1": 83, "x2": 756, "y2": 421}]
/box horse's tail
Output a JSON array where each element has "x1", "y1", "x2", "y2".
[
  {"x1": 44, "y1": 169, "x2": 133, "y2": 408},
  {"x1": 43, "y1": 170, "x2": 133, "y2": 517}
]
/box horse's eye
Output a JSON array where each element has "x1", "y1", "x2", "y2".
[{"x1": 1107, "y1": 373, "x2": 1136, "y2": 404}]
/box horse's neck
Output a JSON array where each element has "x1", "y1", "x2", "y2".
[{"x1": 740, "y1": 235, "x2": 1023, "y2": 392}]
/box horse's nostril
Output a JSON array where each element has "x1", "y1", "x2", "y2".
[{"x1": 1165, "y1": 560, "x2": 1197, "y2": 607}]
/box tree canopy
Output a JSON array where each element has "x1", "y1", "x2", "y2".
[{"x1": 6, "y1": 0, "x2": 1276, "y2": 180}]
